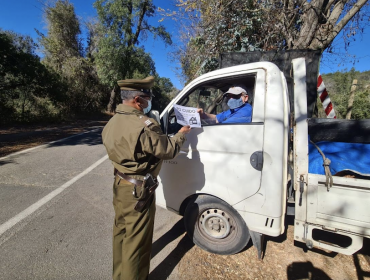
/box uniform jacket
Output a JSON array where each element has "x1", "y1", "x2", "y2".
[{"x1": 102, "y1": 104, "x2": 186, "y2": 179}]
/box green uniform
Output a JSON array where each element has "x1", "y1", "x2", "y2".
[{"x1": 102, "y1": 104, "x2": 186, "y2": 280}]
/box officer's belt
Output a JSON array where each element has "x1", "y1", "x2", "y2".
[{"x1": 114, "y1": 169, "x2": 143, "y2": 187}]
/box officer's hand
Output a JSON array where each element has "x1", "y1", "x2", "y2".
[{"x1": 179, "y1": 125, "x2": 191, "y2": 134}]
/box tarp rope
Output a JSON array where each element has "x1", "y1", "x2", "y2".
[{"x1": 310, "y1": 140, "x2": 333, "y2": 191}]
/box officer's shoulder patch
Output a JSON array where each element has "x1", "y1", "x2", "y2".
[
  {"x1": 144, "y1": 119, "x2": 153, "y2": 127},
  {"x1": 138, "y1": 115, "x2": 154, "y2": 127}
]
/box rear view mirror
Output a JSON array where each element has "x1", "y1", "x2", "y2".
[
  {"x1": 199, "y1": 90, "x2": 211, "y2": 97},
  {"x1": 148, "y1": 110, "x2": 160, "y2": 124}
]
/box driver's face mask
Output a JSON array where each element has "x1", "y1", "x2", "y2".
[{"x1": 227, "y1": 95, "x2": 244, "y2": 109}]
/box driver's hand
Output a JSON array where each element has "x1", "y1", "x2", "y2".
[
  {"x1": 179, "y1": 125, "x2": 191, "y2": 134},
  {"x1": 197, "y1": 108, "x2": 204, "y2": 119}
]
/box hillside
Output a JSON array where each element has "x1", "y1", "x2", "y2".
[{"x1": 319, "y1": 69, "x2": 370, "y2": 119}]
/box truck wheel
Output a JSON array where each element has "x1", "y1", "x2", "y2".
[{"x1": 184, "y1": 195, "x2": 250, "y2": 255}]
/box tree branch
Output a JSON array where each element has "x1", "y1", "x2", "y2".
[
  {"x1": 323, "y1": 0, "x2": 368, "y2": 47},
  {"x1": 126, "y1": 0, "x2": 133, "y2": 46},
  {"x1": 294, "y1": 0, "x2": 324, "y2": 49},
  {"x1": 327, "y1": 0, "x2": 346, "y2": 26},
  {"x1": 133, "y1": 0, "x2": 149, "y2": 45},
  {"x1": 298, "y1": 0, "x2": 310, "y2": 9},
  {"x1": 324, "y1": 0, "x2": 338, "y2": 15}
]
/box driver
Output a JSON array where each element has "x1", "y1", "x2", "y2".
[{"x1": 197, "y1": 86, "x2": 252, "y2": 124}]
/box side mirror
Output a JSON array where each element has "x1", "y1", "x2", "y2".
[{"x1": 148, "y1": 110, "x2": 160, "y2": 124}]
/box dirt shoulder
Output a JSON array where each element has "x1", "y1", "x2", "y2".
[
  {"x1": 0, "y1": 118, "x2": 110, "y2": 158},
  {"x1": 178, "y1": 218, "x2": 370, "y2": 280}
]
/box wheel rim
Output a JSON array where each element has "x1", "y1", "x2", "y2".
[{"x1": 198, "y1": 208, "x2": 232, "y2": 239}]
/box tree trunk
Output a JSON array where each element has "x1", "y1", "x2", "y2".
[
  {"x1": 107, "y1": 85, "x2": 119, "y2": 113},
  {"x1": 346, "y1": 79, "x2": 358, "y2": 120},
  {"x1": 293, "y1": 0, "x2": 323, "y2": 49},
  {"x1": 21, "y1": 94, "x2": 26, "y2": 122}
]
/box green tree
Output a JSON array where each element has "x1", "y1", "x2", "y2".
[
  {"x1": 174, "y1": 0, "x2": 268, "y2": 79},
  {"x1": 321, "y1": 69, "x2": 370, "y2": 119},
  {"x1": 93, "y1": 0, "x2": 172, "y2": 112},
  {"x1": 152, "y1": 76, "x2": 175, "y2": 113},
  {"x1": 37, "y1": 0, "x2": 83, "y2": 71},
  {"x1": 0, "y1": 30, "x2": 65, "y2": 124},
  {"x1": 37, "y1": 0, "x2": 105, "y2": 114}
]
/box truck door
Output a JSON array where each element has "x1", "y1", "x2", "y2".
[{"x1": 157, "y1": 70, "x2": 266, "y2": 212}]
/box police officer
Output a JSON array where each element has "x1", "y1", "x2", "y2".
[{"x1": 102, "y1": 76, "x2": 191, "y2": 280}]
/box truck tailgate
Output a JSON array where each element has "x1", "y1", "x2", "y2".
[{"x1": 306, "y1": 174, "x2": 370, "y2": 236}]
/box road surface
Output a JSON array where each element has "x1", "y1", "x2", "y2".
[{"x1": 0, "y1": 128, "x2": 187, "y2": 280}]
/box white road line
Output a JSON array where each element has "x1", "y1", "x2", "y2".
[
  {"x1": 0, "y1": 127, "x2": 102, "y2": 161},
  {"x1": 0, "y1": 154, "x2": 109, "y2": 236}
]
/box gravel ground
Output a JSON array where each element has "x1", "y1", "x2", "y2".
[
  {"x1": 178, "y1": 218, "x2": 370, "y2": 280},
  {"x1": 1, "y1": 119, "x2": 369, "y2": 280}
]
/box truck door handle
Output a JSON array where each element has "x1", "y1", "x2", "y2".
[{"x1": 250, "y1": 151, "x2": 263, "y2": 171}]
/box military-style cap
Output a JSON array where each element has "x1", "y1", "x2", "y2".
[{"x1": 117, "y1": 76, "x2": 155, "y2": 96}]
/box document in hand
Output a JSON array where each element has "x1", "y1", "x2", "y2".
[{"x1": 173, "y1": 104, "x2": 201, "y2": 128}]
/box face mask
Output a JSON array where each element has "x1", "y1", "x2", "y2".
[
  {"x1": 143, "y1": 100, "x2": 152, "y2": 114},
  {"x1": 227, "y1": 97, "x2": 244, "y2": 109}
]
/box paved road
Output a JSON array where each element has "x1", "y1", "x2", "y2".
[{"x1": 0, "y1": 128, "x2": 187, "y2": 280}]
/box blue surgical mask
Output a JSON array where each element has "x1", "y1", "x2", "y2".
[
  {"x1": 143, "y1": 100, "x2": 152, "y2": 114},
  {"x1": 227, "y1": 97, "x2": 244, "y2": 109}
]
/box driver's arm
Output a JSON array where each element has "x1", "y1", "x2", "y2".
[{"x1": 197, "y1": 108, "x2": 219, "y2": 123}]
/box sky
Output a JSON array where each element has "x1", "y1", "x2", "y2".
[{"x1": 1, "y1": 0, "x2": 369, "y2": 89}]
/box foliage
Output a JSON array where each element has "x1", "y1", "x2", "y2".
[
  {"x1": 37, "y1": 0, "x2": 83, "y2": 70},
  {"x1": 0, "y1": 30, "x2": 66, "y2": 124},
  {"x1": 321, "y1": 69, "x2": 370, "y2": 119},
  {"x1": 152, "y1": 76, "x2": 175, "y2": 113},
  {"x1": 93, "y1": 0, "x2": 172, "y2": 111},
  {"x1": 170, "y1": 0, "x2": 370, "y2": 81},
  {"x1": 177, "y1": 0, "x2": 269, "y2": 79},
  {"x1": 37, "y1": 0, "x2": 107, "y2": 114},
  {"x1": 0, "y1": 0, "x2": 182, "y2": 125}
]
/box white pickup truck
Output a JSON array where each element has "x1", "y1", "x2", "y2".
[{"x1": 150, "y1": 56, "x2": 370, "y2": 258}]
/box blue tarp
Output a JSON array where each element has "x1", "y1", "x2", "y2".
[{"x1": 309, "y1": 141, "x2": 370, "y2": 176}]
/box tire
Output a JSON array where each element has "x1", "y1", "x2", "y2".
[{"x1": 184, "y1": 195, "x2": 250, "y2": 255}]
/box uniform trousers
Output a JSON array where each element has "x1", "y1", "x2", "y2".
[{"x1": 112, "y1": 175, "x2": 156, "y2": 280}]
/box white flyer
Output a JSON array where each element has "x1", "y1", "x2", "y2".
[{"x1": 173, "y1": 104, "x2": 201, "y2": 128}]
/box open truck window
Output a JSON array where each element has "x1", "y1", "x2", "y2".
[{"x1": 168, "y1": 74, "x2": 257, "y2": 131}]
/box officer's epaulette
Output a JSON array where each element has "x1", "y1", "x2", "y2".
[
  {"x1": 116, "y1": 110, "x2": 156, "y2": 128},
  {"x1": 138, "y1": 115, "x2": 154, "y2": 127}
]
